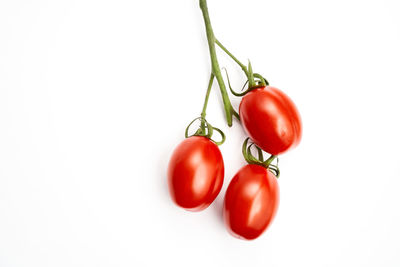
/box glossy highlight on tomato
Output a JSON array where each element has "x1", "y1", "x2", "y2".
[
  {"x1": 239, "y1": 86, "x2": 302, "y2": 155},
  {"x1": 168, "y1": 136, "x2": 224, "y2": 211},
  {"x1": 223, "y1": 164, "x2": 279, "y2": 240}
]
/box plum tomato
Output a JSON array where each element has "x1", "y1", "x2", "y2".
[
  {"x1": 223, "y1": 164, "x2": 279, "y2": 240},
  {"x1": 239, "y1": 86, "x2": 302, "y2": 155},
  {"x1": 168, "y1": 136, "x2": 224, "y2": 211}
]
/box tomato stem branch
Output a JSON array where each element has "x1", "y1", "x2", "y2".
[
  {"x1": 200, "y1": 73, "x2": 215, "y2": 132},
  {"x1": 199, "y1": 0, "x2": 239, "y2": 126},
  {"x1": 215, "y1": 39, "x2": 249, "y2": 77},
  {"x1": 248, "y1": 61, "x2": 256, "y2": 88}
]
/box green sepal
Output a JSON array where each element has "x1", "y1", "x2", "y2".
[
  {"x1": 185, "y1": 117, "x2": 226, "y2": 146},
  {"x1": 241, "y1": 137, "x2": 281, "y2": 178}
]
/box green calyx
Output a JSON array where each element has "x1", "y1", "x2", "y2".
[
  {"x1": 242, "y1": 138, "x2": 280, "y2": 178},
  {"x1": 224, "y1": 68, "x2": 269, "y2": 97},
  {"x1": 185, "y1": 117, "x2": 226, "y2": 146}
]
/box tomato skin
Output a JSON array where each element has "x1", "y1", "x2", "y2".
[
  {"x1": 239, "y1": 86, "x2": 302, "y2": 155},
  {"x1": 168, "y1": 136, "x2": 224, "y2": 211},
  {"x1": 223, "y1": 164, "x2": 279, "y2": 240}
]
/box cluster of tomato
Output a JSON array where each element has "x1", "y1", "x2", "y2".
[
  {"x1": 168, "y1": 85, "x2": 301, "y2": 240},
  {"x1": 167, "y1": 0, "x2": 302, "y2": 240}
]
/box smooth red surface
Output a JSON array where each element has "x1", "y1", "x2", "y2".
[
  {"x1": 168, "y1": 136, "x2": 224, "y2": 211},
  {"x1": 239, "y1": 86, "x2": 302, "y2": 155},
  {"x1": 223, "y1": 164, "x2": 279, "y2": 240}
]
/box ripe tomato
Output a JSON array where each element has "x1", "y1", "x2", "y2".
[
  {"x1": 223, "y1": 164, "x2": 279, "y2": 240},
  {"x1": 168, "y1": 136, "x2": 224, "y2": 211},
  {"x1": 239, "y1": 86, "x2": 302, "y2": 155}
]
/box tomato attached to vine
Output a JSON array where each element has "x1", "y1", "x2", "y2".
[{"x1": 167, "y1": 0, "x2": 303, "y2": 240}]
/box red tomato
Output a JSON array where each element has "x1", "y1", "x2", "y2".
[
  {"x1": 223, "y1": 164, "x2": 279, "y2": 240},
  {"x1": 168, "y1": 136, "x2": 224, "y2": 211},
  {"x1": 239, "y1": 86, "x2": 302, "y2": 155}
]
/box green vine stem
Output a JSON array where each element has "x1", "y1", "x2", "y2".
[
  {"x1": 215, "y1": 39, "x2": 248, "y2": 76},
  {"x1": 199, "y1": 0, "x2": 239, "y2": 126},
  {"x1": 215, "y1": 40, "x2": 257, "y2": 88},
  {"x1": 200, "y1": 74, "x2": 214, "y2": 132}
]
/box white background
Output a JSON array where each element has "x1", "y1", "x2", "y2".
[{"x1": 1, "y1": 0, "x2": 400, "y2": 266}]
